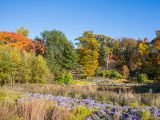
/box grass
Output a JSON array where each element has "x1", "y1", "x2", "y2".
[
  {"x1": 0, "y1": 97, "x2": 71, "y2": 120},
  {"x1": 1, "y1": 83, "x2": 160, "y2": 120},
  {"x1": 3, "y1": 83, "x2": 160, "y2": 107},
  {"x1": 0, "y1": 86, "x2": 95, "y2": 120}
]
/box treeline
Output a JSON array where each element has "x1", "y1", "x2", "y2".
[
  {"x1": 0, "y1": 27, "x2": 159, "y2": 85},
  {"x1": 76, "y1": 31, "x2": 160, "y2": 81}
]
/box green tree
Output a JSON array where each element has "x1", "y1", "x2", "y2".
[
  {"x1": 41, "y1": 30, "x2": 77, "y2": 74},
  {"x1": 16, "y1": 27, "x2": 29, "y2": 37},
  {"x1": 31, "y1": 55, "x2": 50, "y2": 83},
  {"x1": 0, "y1": 46, "x2": 14, "y2": 85},
  {"x1": 77, "y1": 31, "x2": 100, "y2": 77},
  {"x1": 0, "y1": 45, "x2": 50, "y2": 85},
  {"x1": 16, "y1": 52, "x2": 33, "y2": 83}
]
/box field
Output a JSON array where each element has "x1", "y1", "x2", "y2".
[{"x1": 0, "y1": 83, "x2": 160, "y2": 120}]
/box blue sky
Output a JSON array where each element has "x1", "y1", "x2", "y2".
[{"x1": 0, "y1": 0, "x2": 160, "y2": 43}]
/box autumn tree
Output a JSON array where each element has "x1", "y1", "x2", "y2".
[
  {"x1": 77, "y1": 31, "x2": 100, "y2": 77},
  {"x1": 16, "y1": 27, "x2": 29, "y2": 37},
  {"x1": 137, "y1": 39, "x2": 149, "y2": 67},
  {"x1": 34, "y1": 37, "x2": 45, "y2": 55},
  {"x1": 0, "y1": 31, "x2": 34, "y2": 52},
  {"x1": 31, "y1": 55, "x2": 50, "y2": 83},
  {"x1": 0, "y1": 45, "x2": 50, "y2": 85},
  {"x1": 95, "y1": 34, "x2": 112, "y2": 70},
  {"x1": 149, "y1": 30, "x2": 160, "y2": 80}
]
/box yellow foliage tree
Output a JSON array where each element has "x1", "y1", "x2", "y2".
[{"x1": 77, "y1": 32, "x2": 100, "y2": 77}]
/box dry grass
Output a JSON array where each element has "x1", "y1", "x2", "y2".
[
  {"x1": 0, "y1": 102, "x2": 17, "y2": 120},
  {"x1": 4, "y1": 83, "x2": 160, "y2": 107},
  {"x1": 17, "y1": 98, "x2": 71, "y2": 120},
  {"x1": 0, "y1": 98, "x2": 71, "y2": 120},
  {"x1": 18, "y1": 98, "x2": 47, "y2": 120}
]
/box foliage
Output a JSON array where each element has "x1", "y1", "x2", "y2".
[
  {"x1": 56, "y1": 72, "x2": 73, "y2": 85},
  {"x1": 16, "y1": 27, "x2": 29, "y2": 37},
  {"x1": 137, "y1": 73, "x2": 148, "y2": 83},
  {"x1": 0, "y1": 45, "x2": 49, "y2": 85},
  {"x1": 69, "y1": 106, "x2": 93, "y2": 120},
  {"x1": 108, "y1": 70, "x2": 123, "y2": 79},
  {"x1": 31, "y1": 55, "x2": 50, "y2": 83},
  {"x1": 129, "y1": 102, "x2": 139, "y2": 108},
  {"x1": 141, "y1": 110, "x2": 151, "y2": 120},
  {"x1": 72, "y1": 80, "x2": 89, "y2": 85},
  {"x1": 77, "y1": 31, "x2": 100, "y2": 77},
  {"x1": 0, "y1": 88, "x2": 21, "y2": 105},
  {"x1": 34, "y1": 37, "x2": 45, "y2": 55},
  {"x1": 0, "y1": 31, "x2": 34, "y2": 52},
  {"x1": 95, "y1": 34, "x2": 112, "y2": 70},
  {"x1": 96, "y1": 69, "x2": 105, "y2": 77},
  {"x1": 41, "y1": 30, "x2": 77, "y2": 74},
  {"x1": 96, "y1": 69, "x2": 122, "y2": 79}
]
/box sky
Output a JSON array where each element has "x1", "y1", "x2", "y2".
[{"x1": 0, "y1": 0, "x2": 160, "y2": 43}]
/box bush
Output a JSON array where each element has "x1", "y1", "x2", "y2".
[
  {"x1": 104, "y1": 70, "x2": 112, "y2": 77},
  {"x1": 141, "y1": 110, "x2": 151, "y2": 120},
  {"x1": 0, "y1": 88, "x2": 21, "y2": 105},
  {"x1": 69, "y1": 106, "x2": 93, "y2": 120},
  {"x1": 137, "y1": 73, "x2": 148, "y2": 83},
  {"x1": 97, "y1": 70, "x2": 105, "y2": 77},
  {"x1": 108, "y1": 70, "x2": 123, "y2": 79},
  {"x1": 56, "y1": 72, "x2": 73, "y2": 85},
  {"x1": 96, "y1": 69, "x2": 123, "y2": 79},
  {"x1": 129, "y1": 102, "x2": 139, "y2": 108}
]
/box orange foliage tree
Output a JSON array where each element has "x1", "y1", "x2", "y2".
[{"x1": 0, "y1": 31, "x2": 35, "y2": 52}]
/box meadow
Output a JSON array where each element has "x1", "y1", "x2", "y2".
[
  {"x1": 0, "y1": 27, "x2": 159, "y2": 120},
  {"x1": 0, "y1": 83, "x2": 160, "y2": 120}
]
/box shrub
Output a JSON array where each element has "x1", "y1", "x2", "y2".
[
  {"x1": 108, "y1": 70, "x2": 123, "y2": 79},
  {"x1": 141, "y1": 110, "x2": 151, "y2": 120},
  {"x1": 0, "y1": 88, "x2": 21, "y2": 105},
  {"x1": 137, "y1": 73, "x2": 148, "y2": 83},
  {"x1": 69, "y1": 106, "x2": 93, "y2": 120},
  {"x1": 104, "y1": 70, "x2": 112, "y2": 77},
  {"x1": 56, "y1": 72, "x2": 73, "y2": 85},
  {"x1": 129, "y1": 102, "x2": 139, "y2": 108},
  {"x1": 96, "y1": 69, "x2": 122, "y2": 79},
  {"x1": 97, "y1": 70, "x2": 105, "y2": 77}
]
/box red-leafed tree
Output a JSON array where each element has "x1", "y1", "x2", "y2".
[{"x1": 34, "y1": 37, "x2": 45, "y2": 55}]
